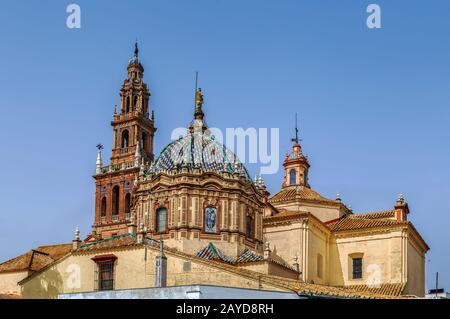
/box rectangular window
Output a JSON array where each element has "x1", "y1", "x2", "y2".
[
  {"x1": 99, "y1": 262, "x2": 114, "y2": 291},
  {"x1": 352, "y1": 258, "x2": 363, "y2": 279},
  {"x1": 157, "y1": 208, "x2": 168, "y2": 233}
]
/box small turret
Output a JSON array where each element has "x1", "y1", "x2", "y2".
[
  {"x1": 283, "y1": 113, "x2": 310, "y2": 188},
  {"x1": 134, "y1": 142, "x2": 141, "y2": 167},
  {"x1": 96, "y1": 144, "x2": 103, "y2": 175}
]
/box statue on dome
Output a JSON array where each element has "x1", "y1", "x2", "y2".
[{"x1": 195, "y1": 88, "x2": 204, "y2": 108}]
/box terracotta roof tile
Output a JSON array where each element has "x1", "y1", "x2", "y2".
[
  {"x1": 357, "y1": 210, "x2": 396, "y2": 220},
  {"x1": 270, "y1": 186, "x2": 337, "y2": 205},
  {"x1": 328, "y1": 215, "x2": 406, "y2": 232},
  {"x1": 78, "y1": 233, "x2": 138, "y2": 251},
  {"x1": 28, "y1": 251, "x2": 55, "y2": 272},
  {"x1": 35, "y1": 244, "x2": 73, "y2": 259},
  {"x1": 344, "y1": 283, "x2": 406, "y2": 297},
  {"x1": 0, "y1": 251, "x2": 34, "y2": 273},
  {"x1": 0, "y1": 244, "x2": 72, "y2": 274}
]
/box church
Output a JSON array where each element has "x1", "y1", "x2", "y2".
[{"x1": 0, "y1": 44, "x2": 429, "y2": 299}]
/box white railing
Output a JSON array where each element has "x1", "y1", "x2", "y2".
[
  {"x1": 98, "y1": 161, "x2": 136, "y2": 174},
  {"x1": 112, "y1": 215, "x2": 119, "y2": 223}
]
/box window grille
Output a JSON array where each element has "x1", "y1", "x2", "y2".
[
  {"x1": 352, "y1": 258, "x2": 363, "y2": 279},
  {"x1": 98, "y1": 262, "x2": 114, "y2": 291}
]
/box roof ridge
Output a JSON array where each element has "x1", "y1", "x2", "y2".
[
  {"x1": 31, "y1": 249, "x2": 50, "y2": 256},
  {"x1": 79, "y1": 233, "x2": 135, "y2": 249},
  {"x1": 35, "y1": 243, "x2": 72, "y2": 249}
]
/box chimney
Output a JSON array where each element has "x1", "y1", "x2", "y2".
[
  {"x1": 137, "y1": 222, "x2": 146, "y2": 244},
  {"x1": 394, "y1": 193, "x2": 409, "y2": 221},
  {"x1": 72, "y1": 227, "x2": 81, "y2": 251},
  {"x1": 155, "y1": 240, "x2": 167, "y2": 288},
  {"x1": 263, "y1": 241, "x2": 271, "y2": 260},
  {"x1": 128, "y1": 214, "x2": 137, "y2": 235}
]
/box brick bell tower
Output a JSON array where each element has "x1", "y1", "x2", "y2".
[{"x1": 92, "y1": 42, "x2": 156, "y2": 239}]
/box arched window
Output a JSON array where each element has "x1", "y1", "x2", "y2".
[
  {"x1": 156, "y1": 208, "x2": 168, "y2": 233},
  {"x1": 121, "y1": 130, "x2": 129, "y2": 148},
  {"x1": 126, "y1": 96, "x2": 131, "y2": 113},
  {"x1": 204, "y1": 207, "x2": 217, "y2": 233},
  {"x1": 112, "y1": 186, "x2": 120, "y2": 216},
  {"x1": 289, "y1": 169, "x2": 297, "y2": 185},
  {"x1": 101, "y1": 197, "x2": 107, "y2": 217},
  {"x1": 246, "y1": 214, "x2": 254, "y2": 239},
  {"x1": 143, "y1": 98, "x2": 147, "y2": 114},
  {"x1": 142, "y1": 132, "x2": 147, "y2": 150},
  {"x1": 125, "y1": 193, "x2": 131, "y2": 215}
]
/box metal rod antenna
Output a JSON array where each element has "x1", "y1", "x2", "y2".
[{"x1": 195, "y1": 72, "x2": 198, "y2": 92}]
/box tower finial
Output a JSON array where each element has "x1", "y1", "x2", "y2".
[
  {"x1": 291, "y1": 113, "x2": 300, "y2": 145},
  {"x1": 194, "y1": 72, "x2": 204, "y2": 121},
  {"x1": 134, "y1": 39, "x2": 139, "y2": 58},
  {"x1": 96, "y1": 144, "x2": 103, "y2": 175}
]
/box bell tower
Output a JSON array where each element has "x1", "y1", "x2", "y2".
[
  {"x1": 282, "y1": 114, "x2": 310, "y2": 188},
  {"x1": 92, "y1": 42, "x2": 156, "y2": 239},
  {"x1": 111, "y1": 42, "x2": 156, "y2": 165}
]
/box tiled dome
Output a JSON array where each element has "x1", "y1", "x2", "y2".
[{"x1": 150, "y1": 130, "x2": 251, "y2": 181}]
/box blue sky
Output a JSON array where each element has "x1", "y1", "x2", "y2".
[{"x1": 0, "y1": 0, "x2": 449, "y2": 291}]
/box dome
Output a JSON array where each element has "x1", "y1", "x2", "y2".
[{"x1": 150, "y1": 129, "x2": 251, "y2": 181}]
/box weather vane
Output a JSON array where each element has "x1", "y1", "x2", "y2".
[
  {"x1": 291, "y1": 113, "x2": 301, "y2": 144},
  {"x1": 96, "y1": 143, "x2": 104, "y2": 150}
]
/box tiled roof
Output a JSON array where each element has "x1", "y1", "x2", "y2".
[
  {"x1": 195, "y1": 243, "x2": 299, "y2": 273},
  {"x1": 0, "y1": 244, "x2": 71, "y2": 274},
  {"x1": 237, "y1": 274, "x2": 405, "y2": 299},
  {"x1": 344, "y1": 283, "x2": 406, "y2": 297},
  {"x1": 35, "y1": 244, "x2": 73, "y2": 260},
  {"x1": 195, "y1": 243, "x2": 236, "y2": 264},
  {"x1": 236, "y1": 249, "x2": 264, "y2": 263},
  {"x1": 328, "y1": 215, "x2": 406, "y2": 232},
  {"x1": 237, "y1": 249, "x2": 298, "y2": 272},
  {"x1": 357, "y1": 210, "x2": 396, "y2": 220},
  {"x1": 78, "y1": 233, "x2": 139, "y2": 251},
  {"x1": 270, "y1": 186, "x2": 337, "y2": 205}
]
